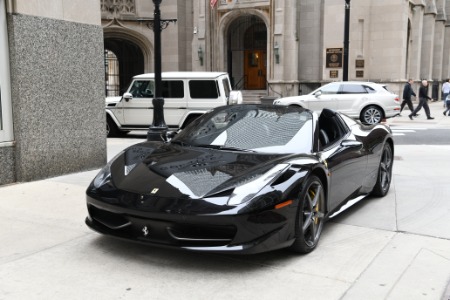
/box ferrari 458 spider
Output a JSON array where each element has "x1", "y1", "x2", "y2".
[{"x1": 86, "y1": 104, "x2": 394, "y2": 254}]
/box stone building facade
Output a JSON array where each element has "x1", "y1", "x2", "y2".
[
  {"x1": 1, "y1": 0, "x2": 450, "y2": 186},
  {"x1": 101, "y1": 0, "x2": 450, "y2": 100},
  {"x1": 0, "y1": 0, "x2": 106, "y2": 185}
]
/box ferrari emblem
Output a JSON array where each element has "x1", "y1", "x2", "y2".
[
  {"x1": 142, "y1": 226, "x2": 149, "y2": 236},
  {"x1": 151, "y1": 188, "x2": 159, "y2": 194}
]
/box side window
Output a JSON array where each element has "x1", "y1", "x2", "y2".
[
  {"x1": 128, "y1": 80, "x2": 154, "y2": 98},
  {"x1": 319, "y1": 83, "x2": 340, "y2": 95},
  {"x1": 189, "y1": 80, "x2": 219, "y2": 99},
  {"x1": 162, "y1": 80, "x2": 184, "y2": 98},
  {"x1": 340, "y1": 84, "x2": 367, "y2": 94},
  {"x1": 222, "y1": 78, "x2": 231, "y2": 99},
  {"x1": 0, "y1": 86, "x2": 3, "y2": 130},
  {"x1": 0, "y1": 0, "x2": 13, "y2": 142},
  {"x1": 363, "y1": 85, "x2": 377, "y2": 93}
]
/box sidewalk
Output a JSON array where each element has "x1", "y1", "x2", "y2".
[
  {"x1": 386, "y1": 99, "x2": 450, "y2": 127},
  {"x1": 0, "y1": 113, "x2": 449, "y2": 299}
]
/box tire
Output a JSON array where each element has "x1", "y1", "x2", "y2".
[
  {"x1": 371, "y1": 143, "x2": 393, "y2": 197},
  {"x1": 106, "y1": 116, "x2": 120, "y2": 137},
  {"x1": 290, "y1": 175, "x2": 326, "y2": 254},
  {"x1": 360, "y1": 105, "x2": 383, "y2": 125}
]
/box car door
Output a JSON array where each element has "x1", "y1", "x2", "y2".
[
  {"x1": 122, "y1": 79, "x2": 187, "y2": 127},
  {"x1": 122, "y1": 79, "x2": 154, "y2": 126},
  {"x1": 319, "y1": 113, "x2": 367, "y2": 211},
  {"x1": 337, "y1": 83, "x2": 369, "y2": 115},
  {"x1": 306, "y1": 82, "x2": 340, "y2": 112}
]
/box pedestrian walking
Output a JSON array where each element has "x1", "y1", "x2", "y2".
[
  {"x1": 442, "y1": 79, "x2": 450, "y2": 107},
  {"x1": 409, "y1": 80, "x2": 434, "y2": 120},
  {"x1": 400, "y1": 79, "x2": 417, "y2": 116},
  {"x1": 443, "y1": 94, "x2": 450, "y2": 116}
]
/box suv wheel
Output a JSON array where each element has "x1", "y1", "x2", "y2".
[{"x1": 361, "y1": 106, "x2": 383, "y2": 125}]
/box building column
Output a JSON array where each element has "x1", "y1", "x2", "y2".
[
  {"x1": 432, "y1": 0, "x2": 446, "y2": 83},
  {"x1": 420, "y1": 1, "x2": 437, "y2": 80},
  {"x1": 442, "y1": 0, "x2": 450, "y2": 79},
  {"x1": 409, "y1": 3, "x2": 425, "y2": 80}
]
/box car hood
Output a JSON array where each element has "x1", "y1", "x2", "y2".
[
  {"x1": 109, "y1": 142, "x2": 289, "y2": 199},
  {"x1": 105, "y1": 96, "x2": 122, "y2": 105},
  {"x1": 274, "y1": 95, "x2": 311, "y2": 104}
]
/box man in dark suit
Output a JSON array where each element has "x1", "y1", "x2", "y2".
[
  {"x1": 400, "y1": 79, "x2": 417, "y2": 116},
  {"x1": 409, "y1": 80, "x2": 434, "y2": 120}
]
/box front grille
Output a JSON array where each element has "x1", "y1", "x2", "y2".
[
  {"x1": 88, "y1": 205, "x2": 130, "y2": 229},
  {"x1": 88, "y1": 204, "x2": 237, "y2": 247}
]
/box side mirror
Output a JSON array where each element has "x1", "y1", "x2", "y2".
[
  {"x1": 314, "y1": 91, "x2": 322, "y2": 98},
  {"x1": 123, "y1": 92, "x2": 133, "y2": 102},
  {"x1": 340, "y1": 139, "x2": 363, "y2": 150}
]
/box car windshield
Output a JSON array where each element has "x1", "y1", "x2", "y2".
[{"x1": 173, "y1": 105, "x2": 314, "y2": 154}]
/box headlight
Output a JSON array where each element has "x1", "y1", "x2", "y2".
[
  {"x1": 92, "y1": 151, "x2": 124, "y2": 188},
  {"x1": 227, "y1": 164, "x2": 290, "y2": 205},
  {"x1": 93, "y1": 164, "x2": 112, "y2": 188}
]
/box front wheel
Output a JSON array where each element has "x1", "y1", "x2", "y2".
[
  {"x1": 360, "y1": 106, "x2": 383, "y2": 125},
  {"x1": 106, "y1": 117, "x2": 119, "y2": 137},
  {"x1": 290, "y1": 176, "x2": 326, "y2": 254},
  {"x1": 371, "y1": 143, "x2": 393, "y2": 197}
]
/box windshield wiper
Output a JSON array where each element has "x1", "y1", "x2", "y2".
[{"x1": 195, "y1": 144, "x2": 255, "y2": 152}]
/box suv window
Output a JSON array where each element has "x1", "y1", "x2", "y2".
[
  {"x1": 129, "y1": 80, "x2": 184, "y2": 98},
  {"x1": 363, "y1": 85, "x2": 377, "y2": 93},
  {"x1": 319, "y1": 83, "x2": 340, "y2": 95},
  {"x1": 129, "y1": 80, "x2": 154, "y2": 98},
  {"x1": 222, "y1": 78, "x2": 231, "y2": 99},
  {"x1": 341, "y1": 84, "x2": 367, "y2": 94},
  {"x1": 162, "y1": 80, "x2": 184, "y2": 98},
  {"x1": 189, "y1": 80, "x2": 219, "y2": 99}
]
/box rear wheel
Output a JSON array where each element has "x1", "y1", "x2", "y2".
[
  {"x1": 371, "y1": 143, "x2": 393, "y2": 197},
  {"x1": 361, "y1": 106, "x2": 383, "y2": 124},
  {"x1": 290, "y1": 176, "x2": 326, "y2": 254}
]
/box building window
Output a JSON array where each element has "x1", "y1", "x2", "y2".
[
  {"x1": 0, "y1": 0, "x2": 13, "y2": 143},
  {"x1": 105, "y1": 50, "x2": 120, "y2": 97}
]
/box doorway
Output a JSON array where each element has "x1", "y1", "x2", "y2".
[{"x1": 227, "y1": 16, "x2": 267, "y2": 90}]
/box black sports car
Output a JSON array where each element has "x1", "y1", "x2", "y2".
[{"x1": 86, "y1": 104, "x2": 394, "y2": 254}]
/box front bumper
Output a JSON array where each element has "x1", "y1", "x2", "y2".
[{"x1": 86, "y1": 194, "x2": 297, "y2": 254}]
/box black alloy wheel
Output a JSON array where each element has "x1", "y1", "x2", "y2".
[
  {"x1": 290, "y1": 176, "x2": 326, "y2": 254},
  {"x1": 371, "y1": 143, "x2": 393, "y2": 197}
]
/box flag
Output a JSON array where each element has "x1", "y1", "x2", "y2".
[{"x1": 210, "y1": 0, "x2": 218, "y2": 9}]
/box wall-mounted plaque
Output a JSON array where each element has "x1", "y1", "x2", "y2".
[
  {"x1": 326, "y1": 48, "x2": 343, "y2": 68},
  {"x1": 330, "y1": 70, "x2": 339, "y2": 78},
  {"x1": 356, "y1": 70, "x2": 364, "y2": 78},
  {"x1": 356, "y1": 59, "x2": 364, "y2": 68}
]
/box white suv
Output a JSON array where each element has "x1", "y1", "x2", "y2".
[
  {"x1": 106, "y1": 72, "x2": 242, "y2": 137},
  {"x1": 273, "y1": 81, "x2": 400, "y2": 124}
]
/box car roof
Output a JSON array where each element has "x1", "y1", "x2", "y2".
[
  {"x1": 327, "y1": 81, "x2": 379, "y2": 85},
  {"x1": 133, "y1": 72, "x2": 228, "y2": 79}
]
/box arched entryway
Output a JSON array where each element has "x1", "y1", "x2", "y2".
[
  {"x1": 227, "y1": 15, "x2": 267, "y2": 90},
  {"x1": 104, "y1": 38, "x2": 145, "y2": 96}
]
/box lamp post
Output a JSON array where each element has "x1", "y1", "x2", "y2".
[
  {"x1": 146, "y1": 0, "x2": 176, "y2": 141},
  {"x1": 343, "y1": 0, "x2": 350, "y2": 81}
]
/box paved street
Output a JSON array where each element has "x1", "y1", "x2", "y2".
[{"x1": 0, "y1": 101, "x2": 450, "y2": 300}]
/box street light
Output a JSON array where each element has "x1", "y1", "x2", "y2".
[
  {"x1": 343, "y1": 0, "x2": 350, "y2": 81},
  {"x1": 145, "y1": 0, "x2": 177, "y2": 141}
]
